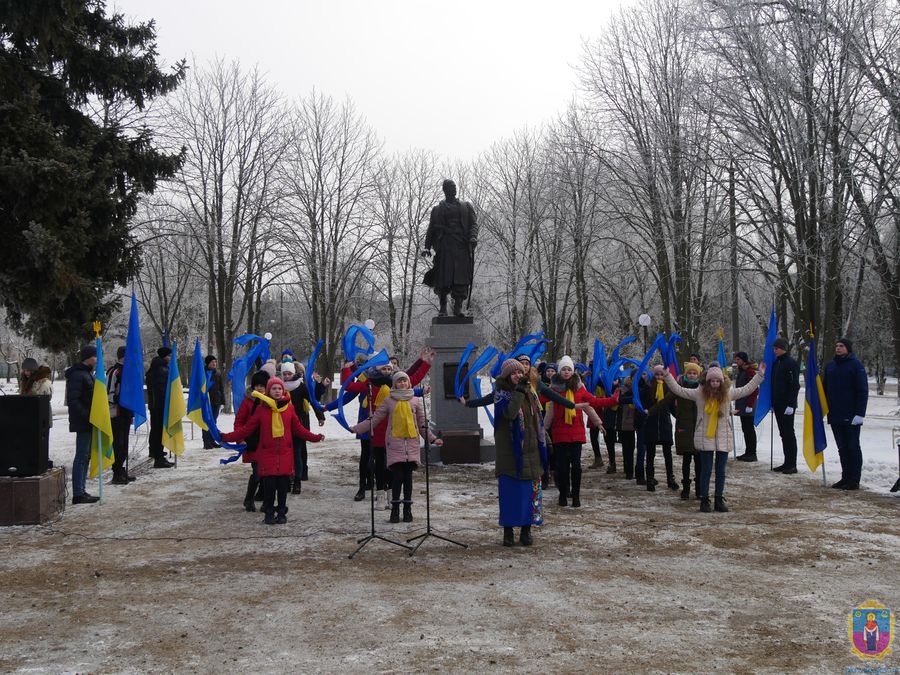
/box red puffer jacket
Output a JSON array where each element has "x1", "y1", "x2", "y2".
[
  {"x1": 341, "y1": 358, "x2": 431, "y2": 447},
  {"x1": 547, "y1": 376, "x2": 618, "y2": 444},
  {"x1": 234, "y1": 396, "x2": 260, "y2": 464},
  {"x1": 223, "y1": 398, "x2": 323, "y2": 477}
]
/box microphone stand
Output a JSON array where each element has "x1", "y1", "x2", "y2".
[
  {"x1": 407, "y1": 398, "x2": 467, "y2": 556},
  {"x1": 349, "y1": 378, "x2": 411, "y2": 559}
]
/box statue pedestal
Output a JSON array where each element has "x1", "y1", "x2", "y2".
[{"x1": 425, "y1": 316, "x2": 495, "y2": 464}]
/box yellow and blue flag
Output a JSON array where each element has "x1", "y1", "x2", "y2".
[
  {"x1": 803, "y1": 332, "x2": 829, "y2": 472},
  {"x1": 186, "y1": 338, "x2": 209, "y2": 431},
  {"x1": 88, "y1": 337, "x2": 114, "y2": 478},
  {"x1": 162, "y1": 340, "x2": 187, "y2": 456},
  {"x1": 754, "y1": 307, "x2": 778, "y2": 427}
]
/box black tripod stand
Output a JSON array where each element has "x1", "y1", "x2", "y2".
[
  {"x1": 407, "y1": 404, "x2": 467, "y2": 556},
  {"x1": 348, "y1": 381, "x2": 412, "y2": 559}
]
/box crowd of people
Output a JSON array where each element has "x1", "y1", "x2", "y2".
[{"x1": 37, "y1": 332, "x2": 870, "y2": 545}]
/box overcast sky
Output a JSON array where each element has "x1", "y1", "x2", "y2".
[{"x1": 112, "y1": 0, "x2": 626, "y2": 160}]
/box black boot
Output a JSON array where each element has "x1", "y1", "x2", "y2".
[
  {"x1": 736, "y1": 453, "x2": 757, "y2": 462},
  {"x1": 520, "y1": 525, "x2": 533, "y2": 546},
  {"x1": 680, "y1": 479, "x2": 691, "y2": 501},
  {"x1": 438, "y1": 293, "x2": 448, "y2": 317},
  {"x1": 700, "y1": 498, "x2": 711, "y2": 513},
  {"x1": 263, "y1": 509, "x2": 276, "y2": 525},
  {"x1": 291, "y1": 479, "x2": 302, "y2": 495},
  {"x1": 403, "y1": 501, "x2": 413, "y2": 523},
  {"x1": 571, "y1": 472, "x2": 581, "y2": 507},
  {"x1": 606, "y1": 463, "x2": 617, "y2": 474},
  {"x1": 389, "y1": 502, "x2": 400, "y2": 524},
  {"x1": 667, "y1": 475, "x2": 679, "y2": 490},
  {"x1": 503, "y1": 527, "x2": 515, "y2": 547},
  {"x1": 714, "y1": 496, "x2": 729, "y2": 512},
  {"x1": 111, "y1": 471, "x2": 129, "y2": 485},
  {"x1": 353, "y1": 488, "x2": 366, "y2": 501},
  {"x1": 275, "y1": 506, "x2": 288, "y2": 524}
]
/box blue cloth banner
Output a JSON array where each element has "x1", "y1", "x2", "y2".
[
  {"x1": 611, "y1": 336, "x2": 637, "y2": 364},
  {"x1": 120, "y1": 292, "x2": 148, "y2": 430},
  {"x1": 306, "y1": 339, "x2": 325, "y2": 414},
  {"x1": 754, "y1": 307, "x2": 778, "y2": 427},
  {"x1": 473, "y1": 376, "x2": 494, "y2": 426},
  {"x1": 632, "y1": 333, "x2": 668, "y2": 413},
  {"x1": 456, "y1": 345, "x2": 499, "y2": 398},
  {"x1": 227, "y1": 333, "x2": 271, "y2": 412},
  {"x1": 333, "y1": 350, "x2": 390, "y2": 431},
  {"x1": 342, "y1": 325, "x2": 375, "y2": 363}
]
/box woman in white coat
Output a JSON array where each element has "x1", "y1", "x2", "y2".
[{"x1": 662, "y1": 363, "x2": 765, "y2": 513}]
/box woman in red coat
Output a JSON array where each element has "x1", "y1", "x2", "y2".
[
  {"x1": 223, "y1": 377, "x2": 325, "y2": 525},
  {"x1": 544, "y1": 356, "x2": 618, "y2": 507}
]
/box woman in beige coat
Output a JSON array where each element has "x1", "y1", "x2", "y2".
[{"x1": 663, "y1": 363, "x2": 765, "y2": 513}]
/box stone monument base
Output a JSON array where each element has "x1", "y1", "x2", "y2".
[
  {"x1": 426, "y1": 315, "x2": 495, "y2": 464},
  {"x1": 0, "y1": 467, "x2": 66, "y2": 526}
]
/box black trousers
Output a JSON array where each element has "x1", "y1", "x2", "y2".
[
  {"x1": 619, "y1": 430, "x2": 635, "y2": 478},
  {"x1": 357, "y1": 439, "x2": 372, "y2": 491},
  {"x1": 148, "y1": 407, "x2": 164, "y2": 459},
  {"x1": 391, "y1": 461, "x2": 416, "y2": 504},
  {"x1": 681, "y1": 453, "x2": 700, "y2": 484},
  {"x1": 262, "y1": 475, "x2": 290, "y2": 515},
  {"x1": 646, "y1": 443, "x2": 674, "y2": 481},
  {"x1": 111, "y1": 414, "x2": 131, "y2": 475},
  {"x1": 739, "y1": 415, "x2": 757, "y2": 456},
  {"x1": 292, "y1": 438, "x2": 307, "y2": 480},
  {"x1": 604, "y1": 428, "x2": 618, "y2": 466},
  {"x1": 555, "y1": 441, "x2": 583, "y2": 500},
  {"x1": 832, "y1": 424, "x2": 863, "y2": 484},
  {"x1": 589, "y1": 427, "x2": 604, "y2": 460},
  {"x1": 775, "y1": 412, "x2": 798, "y2": 468},
  {"x1": 373, "y1": 445, "x2": 391, "y2": 491}
]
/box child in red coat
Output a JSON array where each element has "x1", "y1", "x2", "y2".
[{"x1": 223, "y1": 377, "x2": 325, "y2": 524}]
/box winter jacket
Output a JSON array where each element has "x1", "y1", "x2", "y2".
[
  {"x1": 65, "y1": 362, "x2": 95, "y2": 433},
  {"x1": 640, "y1": 378, "x2": 673, "y2": 446},
  {"x1": 771, "y1": 353, "x2": 800, "y2": 412},
  {"x1": 207, "y1": 368, "x2": 225, "y2": 408},
  {"x1": 145, "y1": 356, "x2": 169, "y2": 410},
  {"x1": 342, "y1": 358, "x2": 431, "y2": 447},
  {"x1": 233, "y1": 395, "x2": 262, "y2": 464},
  {"x1": 106, "y1": 361, "x2": 133, "y2": 421},
  {"x1": 287, "y1": 379, "x2": 326, "y2": 430},
  {"x1": 649, "y1": 377, "x2": 699, "y2": 455},
  {"x1": 222, "y1": 397, "x2": 323, "y2": 477},
  {"x1": 352, "y1": 394, "x2": 436, "y2": 467},
  {"x1": 23, "y1": 365, "x2": 53, "y2": 397},
  {"x1": 493, "y1": 375, "x2": 544, "y2": 481},
  {"x1": 823, "y1": 352, "x2": 868, "y2": 425},
  {"x1": 614, "y1": 379, "x2": 643, "y2": 433},
  {"x1": 733, "y1": 364, "x2": 759, "y2": 415},
  {"x1": 544, "y1": 373, "x2": 611, "y2": 444},
  {"x1": 663, "y1": 370, "x2": 763, "y2": 453}
]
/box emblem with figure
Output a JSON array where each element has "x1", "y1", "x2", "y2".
[{"x1": 848, "y1": 600, "x2": 894, "y2": 660}]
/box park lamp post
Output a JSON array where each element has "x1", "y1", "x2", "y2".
[{"x1": 638, "y1": 313, "x2": 651, "y2": 351}]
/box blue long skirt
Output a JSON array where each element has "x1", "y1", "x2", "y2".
[{"x1": 498, "y1": 475, "x2": 543, "y2": 527}]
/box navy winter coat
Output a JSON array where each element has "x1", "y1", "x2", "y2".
[
  {"x1": 823, "y1": 353, "x2": 868, "y2": 424},
  {"x1": 65, "y1": 362, "x2": 94, "y2": 432},
  {"x1": 771, "y1": 353, "x2": 801, "y2": 412},
  {"x1": 145, "y1": 356, "x2": 169, "y2": 410}
]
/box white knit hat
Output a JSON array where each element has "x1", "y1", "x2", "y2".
[
  {"x1": 558, "y1": 355, "x2": 575, "y2": 371},
  {"x1": 280, "y1": 361, "x2": 296, "y2": 375}
]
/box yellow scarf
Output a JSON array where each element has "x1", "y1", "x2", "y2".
[
  {"x1": 392, "y1": 399, "x2": 417, "y2": 438},
  {"x1": 252, "y1": 390, "x2": 287, "y2": 438},
  {"x1": 704, "y1": 398, "x2": 720, "y2": 439},
  {"x1": 375, "y1": 384, "x2": 390, "y2": 409},
  {"x1": 655, "y1": 380, "x2": 665, "y2": 402},
  {"x1": 564, "y1": 390, "x2": 576, "y2": 424},
  {"x1": 303, "y1": 400, "x2": 311, "y2": 413}
]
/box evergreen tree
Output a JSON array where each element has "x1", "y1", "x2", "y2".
[{"x1": 0, "y1": 1, "x2": 185, "y2": 350}]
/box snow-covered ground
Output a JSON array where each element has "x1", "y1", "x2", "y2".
[{"x1": 1, "y1": 378, "x2": 898, "y2": 673}]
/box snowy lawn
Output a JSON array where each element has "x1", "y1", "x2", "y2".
[{"x1": 0, "y1": 380, "x2": 897, "y2": 672}]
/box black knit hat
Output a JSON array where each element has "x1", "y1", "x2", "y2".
[
  {"x1": 79, "y1": 345, "x2": 97, "y2": 362},
  {"x1": 117, "y1": 346, "x2": 127, "y2": 359},
  {"x1": 734, "y1": 351, "x2": 749, "y2": 363},
  {"x1": 157, "y1": 347, "x2": 172, "y2": 358},
  {"x1": 250, "y1": 370, "x2": 271, "y2": 388},
  {"x1": 22, "y1": 357, "x2": 39, "y2": 371},
  {"x1": 204, "y1": 355, "x2": 217, "y2": 367},
  {"x1": 836, "y1": 336, "x2": 853, "y2": 353},
  {"x1": 773, "y1": 337, "x2": 790, "y2": 351}
]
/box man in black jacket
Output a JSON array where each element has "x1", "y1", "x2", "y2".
[
  {"x1": 145, "y1": 347, "x2": 174, "y2": 468},
  {"x1": 771, "y1": 337, "x2": 801, "y2": 473},
  {"x1": 66, "y1": 345, "x2": 99, "y2": 503}
]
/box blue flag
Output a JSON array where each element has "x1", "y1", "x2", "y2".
[
  {"x1": 119, "y1": 292, "x2": 148, "y2": 430},
  {"x1": 754, "y1": 307, "x2": 778, "y2": 427},
  {"x1": 717, "y1": 338, "x2": 728, "y2": 369}
]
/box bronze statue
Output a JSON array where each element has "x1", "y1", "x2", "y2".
[{"x1": 422, "y1": 179, "x2": 478, "y2": 317}]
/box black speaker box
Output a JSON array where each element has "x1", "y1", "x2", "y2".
[{"x1": 0, "y1": 395, "x2": 51, "y2": 477}]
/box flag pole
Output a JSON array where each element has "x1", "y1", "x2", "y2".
[
  {"x1": 96, "y1": 426, "x2": 104, "y2": 505},
  {"x1": 769, "y1": 410, "x2": 774, "y2": 470}
]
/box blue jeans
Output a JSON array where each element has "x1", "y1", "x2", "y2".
[
  {"x1": 698, "y1": 451, "x2": 728, "y2": 498},
  {"x1": 72, "y1": 431, "x2": 92, "y2": 497}
]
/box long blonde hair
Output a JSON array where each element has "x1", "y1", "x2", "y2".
[{"x1": 700, "y1": 378, "x2": 730, "y2": 408}]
